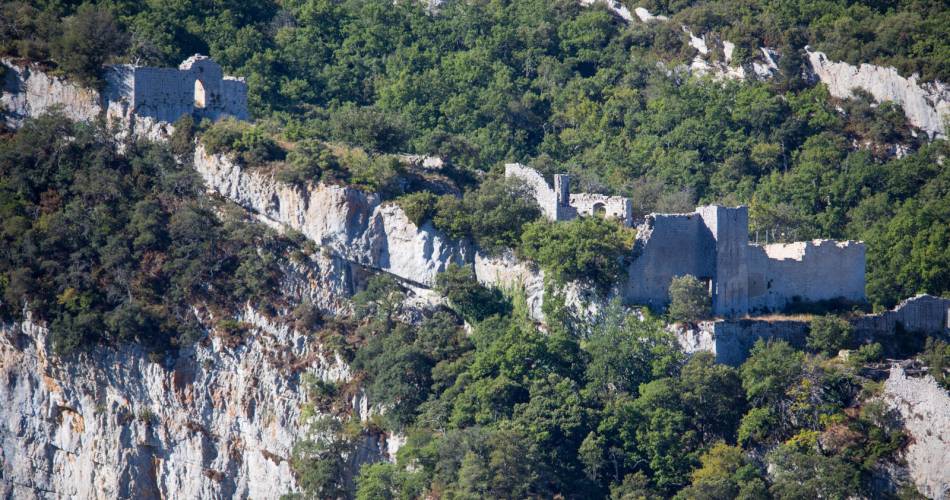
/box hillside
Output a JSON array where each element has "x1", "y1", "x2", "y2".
[{"x1": 1, "y1": 1, "x2": 949, "y2": 499}]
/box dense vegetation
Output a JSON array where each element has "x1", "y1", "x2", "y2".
[
  {"x1": 1, "y1": 2, "x2": 948, "y2": 498},
  {"x1": 5, "y1": 0, "x2": 944, "y2": 307},
  {"x1": 0, "y1": 114, "x2": 292, "y2": 355},
  {"x1": 288, "y1": 274, "x2": 933, "y2": 499}
]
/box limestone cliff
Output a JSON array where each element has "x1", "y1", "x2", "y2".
[
  {"x1": 195, "y1": 145, "x2": 471, "y2": 289},
  {"x1": 808, "y1": 51, "x2": 949, "y2": 139},
  {"x1": 0, "y1": 305, "x2": 391, "y2": 499},
  {"x1": 884, "y1": 366, "x2": 950, "y2": 499}
]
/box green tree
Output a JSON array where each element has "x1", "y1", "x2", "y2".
[
  {"x1": 807, "y1": 315, "x2": 854, "y2": 356},
  {"x1": 51, "y1": 3, "x2": 128, "y2": 87},
  {"x1": 584, "y1": 299, "x2": 682, "y2": 399},
  {"x1": 520, "y1": 217, "x2": 635, "y2": 291},
  {"x1": 434, "y1": 264, "x2": 509, "y2": 323},
  {"x1": 740, "y1": 340, "x2": 804, "y2": 407},
  {"x1": 667, "y1": 275, "x2": 711, "y2": 323}
]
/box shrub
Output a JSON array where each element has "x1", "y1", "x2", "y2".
[
  {"x1": 435, "y1": 264, "x2": 509, "y2": 323},
  {"x1": 346, "y1": 153, "x2": 404, "y2": 198},
  {"x1": 519, "y1": 216, "x2": 634, "y2": 291},
  {"x1": 738, "y1": 407, "x2": 777, "y2": 446},
  {"x1": 169, "y1": 115, "x2": 197, "y2": 159},
  {"x1": 920, "y1": 338, "x2": 950, "y2": 389},
  {"x1": 329, "y1": 104, "x2": 411, "y2": 153},
  {"x1": 849, "y1": 342, "x2": 884, "y2": 367},
  {"x1": 667, "y1": 275, "x2": 711, "y2": 323},
  {"x1": 276, "y1": 140, "x2": 339, "y2": 187},
  {"x1": 807, "y1": 315, "x2": 853, "y2": 356},
  {"x1": 200, "y1": 119, "x2": 283, "y2": 165},
  {"x1": 431, "y1": 177, "x2": 541, "y2": 251},
  {"x1": 396, "y1": 191, "x2": 438, "y2": 227}
]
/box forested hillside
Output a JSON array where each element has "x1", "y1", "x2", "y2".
[
  {"x1": 2, "y1": 1, "x2": 949, "y2": 498},
  {"x1": 5, "y1": 0, "x2": 945, "y2": 308}
]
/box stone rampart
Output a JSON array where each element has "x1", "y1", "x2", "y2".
[
  {"x1": 748, "y1": 240, "x2": 866, "y2": 311},
  {"x1": 674, "y1": 319, "x2": 808, "y2": 366},
  {"x1": 852, "y1": 294, "x2": 950, "y2": 338},
  {"x1": 624, "y1": 213, "x2": 716, "y2": 310},
  {"x1": 568, "y1": 193, "x2": 633, "y2": 226},
  {"x1": 675, "y1": 295, "x2": 949, "y2": 366},
  {"x1": 504, "y1": 163, "x2": 575, "y2": 221},
  {"x1": 2, "y1": 55, "x2": 247, "y2": 137}
]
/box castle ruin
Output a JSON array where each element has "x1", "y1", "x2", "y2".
[
  {"x1": 508, "y1": 164, "x2": 866, "y2": 317},
  {"x1": 627, "y1": 205, "x2": 866, "y2": 317},
  {"x1": 505, "y1": 163, "x2": 633, "y2": 225},
  {"x1": 105, "y1": 55, "x2": 249, "y2": 123}
]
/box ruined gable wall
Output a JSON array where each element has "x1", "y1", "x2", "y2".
[
  {"x1": 749, "y1": 240, "x2": 866, "y2": 311},
  {"x1": 505, "y1": 163, "x2": 562, "y2": 221},
  {"x1": 125, "y1": 58, "x2": 248, "y2": 124},
  {"x1": 220, "y1": 78, "x2": 250, "y2": 120},
  {"x1": 568, "y1": 193, "x2": 633, "y2": 226},
  {"x1": 623, "y1": 213, "x2": 716, "y2": 310},
  {"x1": 130, "y1": 67, "x2": 195, "y2": 123}
]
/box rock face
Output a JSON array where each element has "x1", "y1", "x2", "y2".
[
  {"x1": 1, "y1": 59, "x2": 102, "y2": 127},
  {"x1": 884, "y1": 366, "x2": 950, "y2": 499},
  {"x1": 195, "y1": 146, "x2": 471, "y2": 288},
  {"x1": 0, "y1": 306, "x2": 389, "y2": 499},
  {"x1": 807, "y1": 50, "x2": 949, "y2": 138},
  {"x1": 2, "y1": 58, "x2": 173, "y2": 142}
]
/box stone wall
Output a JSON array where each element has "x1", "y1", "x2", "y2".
[
  {"x1": 568, "y1": 193, "x2": 633, "y2": 226},
  {"x1": 852, "y1": 294, "x2": 950, "y2": 338},
  {"x1": 624, "y1": 213, "x2": 716, "y2": 310},
  {"x1": 676, "y1": 295, "x2": 949, "y2": 366},
  {"x1": 697, "y1": 206, "x2": 751, "y2": 316},
  {"x1": 2, "y1": 56, "x2": 245, "y2": 141},
  {"x1": 747, "y1": 240, "x2": 866, "y2": 311},
  {"x1": 622, "y1": 205, "x2": 865, "y2": 317},
  {"x1": 675, "y1": 319, "x2": 809, "y2": 366},
  {"x1": 504, "y1": 163, "x2": 575, "y2": 221},
  {"x1": 121, "y1": 55, "x2": 248, "y2": 124}
]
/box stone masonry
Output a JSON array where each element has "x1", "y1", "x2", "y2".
[
  {"x1": 626, "y1": 205, "x2": 866, "y2": 317},
  {"x1": 2, "y1": 54, "x2": 247, "y2": 134},
  {"x1": 506, "y1": 164, "x2": 866, "y2": 317},
  {"x1": 105, "y1": 55, "x2": 249, "y2": 123},
  {"x1": 504, "y1": 163, "x2": 633, "y2": 226}
]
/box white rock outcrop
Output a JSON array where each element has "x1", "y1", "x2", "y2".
[
  {"x1": 884, "y1": 366, "x2": 950, "y2": 499},
  {"x1": 2, "y1": 58, "x2": 172, "y2": 142},
  {"x1": 0, "y1": 306, "x2": 389, "y2": 499},
  {"x1": 579, "y1": 0, "x2": 634, "y2": 22},
  {"x1": 808, "y1": 50, "x2": 949, "y2": 138},
  {"x1": 194, "y1": 145, "x2": 471, "y2": 288}
]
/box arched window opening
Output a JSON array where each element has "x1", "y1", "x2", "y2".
[
  {"x1": 593, "y1": 202, "x2": 607, "y2": 218},
  {"x1": 194, "y1": 79, "x2": 207, "y2": 109}
]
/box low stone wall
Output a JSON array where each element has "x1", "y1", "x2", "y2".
[
  {"x1": 675, "y1": 319, "x2": 808, "y2": 366},
  {"x1": 853, "y1": 294, "x2": 950, "y2": 339},
  {"x1": 675, "y1": 295, "x2": 950, "y2": 366}
]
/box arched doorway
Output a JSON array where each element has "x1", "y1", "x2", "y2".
[
  {"x1": 194, "y1": 79, "x2": 207, "y2": 109},
  {"x1": 593, "y1": 202, "x2": 607, "y2": 218}
]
